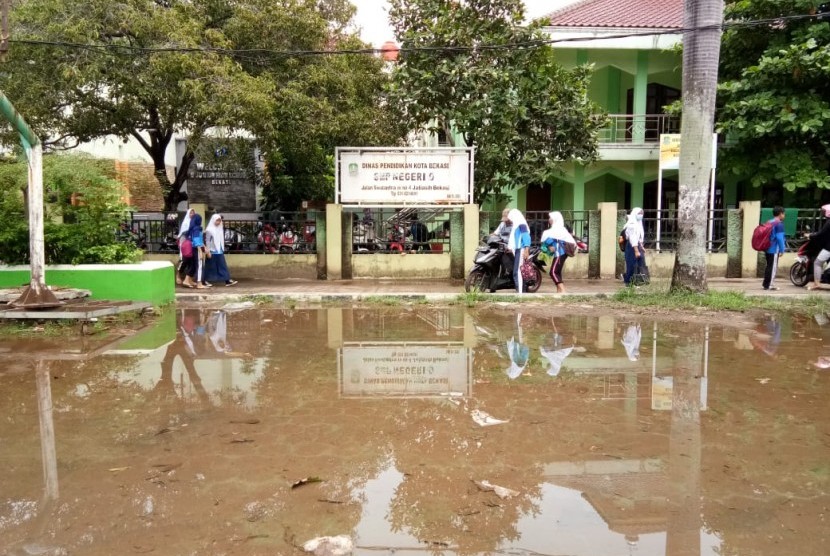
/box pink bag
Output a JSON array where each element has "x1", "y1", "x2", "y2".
[{"x1": 180, "y1": 238, "x2": 193, "y2": 258}]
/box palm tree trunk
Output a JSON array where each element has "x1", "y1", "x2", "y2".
[{"x1": 670, "y1": 0, "x2": 724, "y2": 292}]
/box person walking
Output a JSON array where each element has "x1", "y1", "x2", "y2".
[
  {"x1": 507, "y1": 209, "x2": 531, "y2": 294},
  {"x1": 540, "y1": 211, "x2": 577, "y2": 294},
  {"x1": 176, "y1": 208, "x2": 195, "y2": 285},
  {"x1": 622, "y1": 207, "x2": 646, "y2": 286},
  {"x1": 203, "y1": 214, "x2": 238, "y2": 287},
  {"x1": 806, "y1": 204, "x2": 830, "y2": 291},
  {"x1": 762, "y1": 206, "x2": 786, "y2": 291},
  {"x1": 183, "y1": 213, "x2": 206, "y2": 289}
]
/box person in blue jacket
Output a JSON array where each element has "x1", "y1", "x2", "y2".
[{"x1": 762, "y1": 206, "x2": 786, "y2": 291}]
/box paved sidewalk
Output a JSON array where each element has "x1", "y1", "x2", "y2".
[{"x1": 175, "y1": 276, "x2": 825, "y2": 302}]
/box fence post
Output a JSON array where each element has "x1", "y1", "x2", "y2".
[
  {"x1": 588, "y1": 210, "x2": 600, "y2": 278},
  {"x1": 341, "y1": 209, "x2": 353, "y2": 280},
  {"x1": 598, "y1": 202, "x2": 618, "y2": 279},
  {"x1": 315, "y1": 210, "x2": 327, "y2": 280},
  {"x1": 616, "y1": 209, "x2": 627, "y2": 279},
  {"x1": 453, "y1": 209, "x2": 470, "y2": 279},
  {"x1": 325, "y1": 203, "x2": 342, "y2": 280},
  {"x1": 740, "y1": 200, "x2": 760, "y2": 279},
  {"x1": 726, "y1": 208, "x2": 742, "y2": 278}
]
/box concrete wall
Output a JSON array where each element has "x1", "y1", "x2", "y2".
[
  {"x1": 0, "y1": 261, "x2": 174, "y2": 305},
  {"x1": 145, "y1": 254, "x2": 318, "y2": 280},
  {"x1": 352, "y1": 253, "x2": 451, "y2": 279}
]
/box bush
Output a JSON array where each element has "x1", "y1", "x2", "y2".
[{"x1": 0, "y1": 153, "x2": 141, "y2": 265}]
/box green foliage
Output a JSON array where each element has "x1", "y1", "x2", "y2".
[
  {"x1": 612, "y1": 287, "x2": 830, "y2": 316},
  {"x1": 717, "y1": 1, "x2": 830, "y2": 190},
  {"x1": 2, "y1": 0, "x2": 406, "y2": 210},
  {"x1": 0, "y1": 154, "x2": 143, "y2": 264},
  {"x1": 388, "y1": 0, "x2": 604, "y2": 200}
]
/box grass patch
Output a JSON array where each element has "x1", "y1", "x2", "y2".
[
  {"x1": 456, "y1": 291, "x2": 486, "y2": 307},
  {"x1": 610, "y1": 288, "x2": 830, "y2": 316},
  {"x1": 362, "y1": 295, "x2": 402, "y2": 306},
  {"x1": 241, "y1": 294, "x2": 274, "y2": 306}
]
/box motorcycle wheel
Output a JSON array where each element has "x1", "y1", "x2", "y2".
[
  {"x1": 279, "y1": 245, "x2": 293, "y2": 254},
  {"x1": 525, "y1": 267, "x2": 543, "y2": 293},
  {"x1": 465, "y1": 269, "x2": 490, "y2": 293},
  {"x1": 790, "y1": 261, "x2": 810, "y2": 287}
]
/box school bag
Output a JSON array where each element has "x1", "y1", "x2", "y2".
[
  {"x1": 564, "y1": 241, "x2": 577, "y2": 257},
  {"x1": 751, "y1": 220, "x2": 774, "y2": 252}
]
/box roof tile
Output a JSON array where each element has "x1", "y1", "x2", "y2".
[{"x1": 545, "y1": 0, "x2": 684, "y2": 29}]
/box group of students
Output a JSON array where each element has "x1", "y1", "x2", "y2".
[
  {"x1": 175, "y1": 209, "x2": 238, "y2": 289},
  {"x1": 759, "y1": 203, "x2": 830, "y2": 291}
]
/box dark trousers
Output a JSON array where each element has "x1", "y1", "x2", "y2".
[
  {"x1": 623, "y1": 243, "x2": 645, "y2": 285},
  {"x1": 763, "y1": 252, "x2": 779, "y2": 289}
]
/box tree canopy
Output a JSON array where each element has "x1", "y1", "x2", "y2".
[
  {"x1": 717, "y1": 1, "x2": 830, "y2": 191},
  {"x1": 1, "y1": 0, "x2": 406, "y2": 211},
  {"x1": 387, "y1": 0, "x2": 604, "y2": 201}
]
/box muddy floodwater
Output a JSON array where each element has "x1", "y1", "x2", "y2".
[{"x1": 2, "y1": 304, "x2": 830, "y2": 556}]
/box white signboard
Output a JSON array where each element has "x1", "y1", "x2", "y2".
[
  {"x1": 336, "y1": 147, "x2": 474, "y2": 205},
  {"x1": 338, "y1": 344, "x2": 471, "y2": 398}
]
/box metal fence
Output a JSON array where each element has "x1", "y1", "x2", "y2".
[
  {"x1": 597, "y1": 114, "x2": 681, "y2": 143},
  {"x1": 640, "y1": 209, "x2": 728, "y2": 253},
  {"x1": 525, "y1": 211, "x2": 590, "y2": 246},
  {"x1": 124, "y1": 211, "x2": 317, "y2": 254},
  {"x1": 349, "y1": 207, "x2": 454, "y2": 254}
]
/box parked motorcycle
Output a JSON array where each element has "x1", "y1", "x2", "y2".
[
  {"x1": 790, "y1": 237, "x2": 830, "y2": 286},
  {"x1": 465, "y1": 234, "x2": 544, "y2": 293}
]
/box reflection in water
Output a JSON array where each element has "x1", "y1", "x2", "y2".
[
  {"x1": 2, "y1": 307, "x2": 830, "y2": 554},
  {"x1": 506, "y1": 313, "x2": 529, "y2": 379}
]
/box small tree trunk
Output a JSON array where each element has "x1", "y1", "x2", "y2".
[{"x1": 670, "y1": 0, "x2": 724, "y2": 293}]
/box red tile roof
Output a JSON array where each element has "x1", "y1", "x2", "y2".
[{"x1": 545, "y1": 0, "x2": 684, "y2": 29}]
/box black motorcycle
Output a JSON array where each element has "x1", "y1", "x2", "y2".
[
  {"x1": 790, "y1": 236, "x2": 830, "y2": 286},
  {"x1": 465, "y1": 234, "x2": 545, "y2": 293}
]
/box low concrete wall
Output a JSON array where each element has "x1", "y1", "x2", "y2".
[
  {"x1": 352, "y1": 252, "x2": 452, "y2": 279},
  {"x1": 144, "y1": 253, "x2": 318, "y2": 280},
  {"x1": 0, "y1": 261, "x2": 174, "y2": 305},
  {"x1": 632, "y1": 251, "x2": 794, "y2": 280}
]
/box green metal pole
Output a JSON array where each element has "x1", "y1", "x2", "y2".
[{"x1": 0, "y1": 90, "x2": 58, "y2": 307}]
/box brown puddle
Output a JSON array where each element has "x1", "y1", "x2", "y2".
[{"x1": 1, "y1": 305, "x2": 830, "y2": 555}]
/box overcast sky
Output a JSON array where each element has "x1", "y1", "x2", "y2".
[{"x1": 351, "y1": 0, "x2": 581, "y2": 47}]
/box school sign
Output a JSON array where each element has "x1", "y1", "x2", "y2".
[{"x1": 335, "y1": 147, "x2": 475, "y2": 206}]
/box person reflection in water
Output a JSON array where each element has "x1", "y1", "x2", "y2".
[
  {"x1": 750, "y1": 316, "x2": 782, "y2": 357},
  {"x1": 207, "y1": 310, "x2": 231, "y2": 354},
  {"x1": 621, "y1": 322, "x2": 642, "y2": 361},
  {"x1": 153, "y1": 309, "x2": 211, "y2": 404},
  {"x1": 540, "y1": 318, "x2": 575, "y2": 377},
  {"x1": 506, "y1": 313, "x2": 530, "y2": 379}
]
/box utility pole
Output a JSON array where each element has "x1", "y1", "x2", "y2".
[{"x1": 670, "y1": 0, "x2": 724, "y2": 293}]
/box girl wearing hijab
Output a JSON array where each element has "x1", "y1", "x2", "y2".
[
  {"x1": 203, "y1": 214, "x2": 238, "y2": 287},
  {"x1": 540, "y1": 211, "x2": 577, "y2": 293},
  {"x1": 507, "y1": 209, "x2": 531, "y2": 293},
  {"x1": 183, "y1": 213, "x2": 206, "y2": 289},
  {"x1": 806, "y1": 204, "x2": 830, "y2": 290},
  {"x1": 176, "y1": 208, "x2": 195, "y2": 285},
  {"x1": 622, "y1": 207, "x2": 646, "y2": 286}
]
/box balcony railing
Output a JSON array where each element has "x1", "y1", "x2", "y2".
[{"x1": 598, "y1": 114, "x2": 681, "y2": 144}]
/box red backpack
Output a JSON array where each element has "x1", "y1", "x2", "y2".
[{"x1": 751, "y1": 220, "x2": 774, "y2": 252}]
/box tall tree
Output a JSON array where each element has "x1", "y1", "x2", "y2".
[
  {"x1": 0, "y1": 0, "x2": 405, "y2": 211},
  {"x1": 387, "y1": 0, "x2": 604, "y2": 201},
  {"x1": 670, "y1": 0, "x2": 724, "y2": 293},
  {"x1": 717, "y1": 1, "x2": 830, "y2": 194}
]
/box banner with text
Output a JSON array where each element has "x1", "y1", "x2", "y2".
[{"x1": 336, "y1": 148, "x2": 474, "y2": 205}]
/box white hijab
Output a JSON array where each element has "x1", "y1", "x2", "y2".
[
  {"x1": 507, "y1": 209, "x2": 528, "y2": 251},
  {"x1": 624, "y1": 207, "x2": 644, "y2": 238},
  {"x1": 621, "y1": 324, "x2": 642, "y2": 361},
  {"x1": 178, "y1": 209, "x2": 195, "y2": 238},
  {"x1": 540, "y1": 346, "x2": 574, "y2": 377},
  {"x1": 541, "y1": 211, "x2": 576, "y2": 245},
  {"x1": 205, "y1": 214, "x2": 225, "y2": 253},
  {"x1": 208, "y1": 311, "x2": 229, "y2": 353}
]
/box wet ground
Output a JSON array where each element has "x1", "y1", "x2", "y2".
[{"x1": 1, "y1": 304, "x2": 830, "y2": 555}]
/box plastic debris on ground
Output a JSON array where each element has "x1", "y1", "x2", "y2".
[{"x1": 302, "y1": 535, "x2": 354, "y2": 555}]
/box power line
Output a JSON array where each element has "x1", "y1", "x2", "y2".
[{"x1": 4, "y1": 13, "x2": 825, "y2": 60}]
